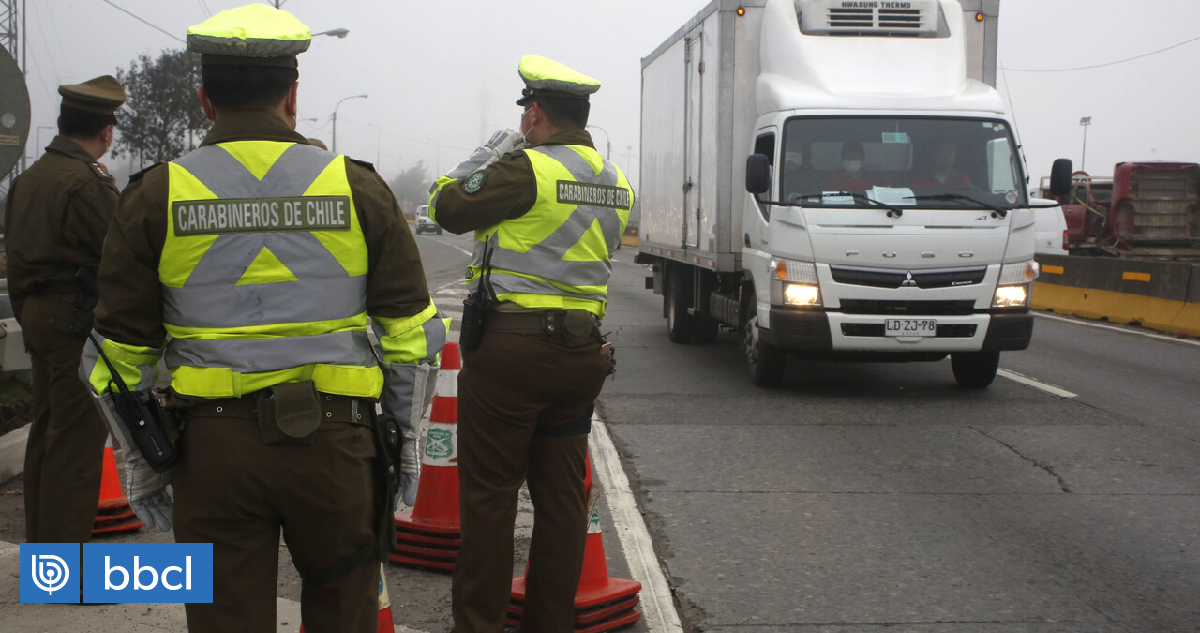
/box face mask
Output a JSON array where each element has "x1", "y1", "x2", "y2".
[
  {"x1": 842, "y1": 160, "x2": 862, "y2": 173},
  {"x1": 519, "y1": 107, "x2": 533, "y2": 139}
]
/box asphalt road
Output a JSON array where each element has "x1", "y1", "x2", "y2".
[{"x1": 599, "y1": 249, "x2": 1200, "y2": 632}]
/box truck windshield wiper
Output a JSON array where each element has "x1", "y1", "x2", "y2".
[
  {"x1": 905, "y1": 193, "x2": 1009, "y2": 218},
  {"x1": 784, "y1": 191, "x2": 906, "y2": 218}
]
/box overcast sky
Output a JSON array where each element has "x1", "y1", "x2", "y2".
[{"x1": 12, "y1": 0, "x2": 1200, "y2": 191}]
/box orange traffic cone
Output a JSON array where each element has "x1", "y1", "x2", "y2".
[
  {"x1": 507, "y1": 455, "x2": 642, "y2": 633},
  {"x1": 391, "y1": 342, "x2": 463, "y2": 571},
  {"x1": 301, "y1": 563, "x2": 395, "y2": 632},
  {"x1": 93, "y1": 443, "x2": 143, "y2": 535}
]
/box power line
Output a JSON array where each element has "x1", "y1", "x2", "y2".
[
  {"x1": 96, "y1": 0, "x2": 183, "y2": 43},
  {"x1": 1005, "y1": 34, "x2": 1200, "y2": 73}
]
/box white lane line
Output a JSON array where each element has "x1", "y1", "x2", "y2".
[
  {"x1": 591, "y1": 417, "x2": 683, "y2": 633},
  {"x1": 1036, "y1": 312, "x2": 1200, "y2": 348},
  {"x1": 998, "y1": 369, "x2": 1078, "y2": 399},
  {"x1": 427, "y1": 236, "x2": 474, "y2": 257}
]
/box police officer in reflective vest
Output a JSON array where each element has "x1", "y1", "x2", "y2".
[
  {"x1": 83, "y1": 5, "x2": 446, "y2": 631},
  {"x1": 6, "y1": 75, "x2": 125, "y2": 544},
  {"x1": 429, "y1": 55, "x2": 634, "y2": 633}
]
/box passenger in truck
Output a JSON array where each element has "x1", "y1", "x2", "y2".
[
  {"x1": 826, "y1": 142, "x2": 875, "y2": 191},
  {"x1": 912, "y1": 142, "x2": 973, "y2": 190}
]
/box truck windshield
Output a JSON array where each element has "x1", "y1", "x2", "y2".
[{"x1": 780, "y1": 116, "x2": 1027, "y2": 209}]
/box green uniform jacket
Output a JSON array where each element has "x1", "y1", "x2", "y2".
[
  {"x1": 95, "y1": 111, "x2": 431, "y2": 351},
  {"x1": 4, "y1": 136, "x2": 119, "y2": 321}
]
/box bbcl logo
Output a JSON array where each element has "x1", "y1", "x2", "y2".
[{"x1": 21, "y1": 543, "x2": 213, "y2": 604}]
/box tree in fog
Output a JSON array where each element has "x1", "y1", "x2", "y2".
[
  {"x1": 389, "y1": 160, "x2": 433, "y2": 218},
  {"x1": 113, "y1": 50, "x2": 210, "y2": 167}
]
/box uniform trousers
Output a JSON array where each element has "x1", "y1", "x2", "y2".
[
  {"x1": 21, "y1": 293, "x2": 108, "y2": 543},
  {"x1": 172, "y1": 413, "x2": 380, "y2": 633},
  {"x1": 452, "y1": 330, "x2": 611, "y2": 633}
]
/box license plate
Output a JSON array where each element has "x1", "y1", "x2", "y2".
[{"x1": 884, "y1": 319, "x2": 937, "y2": 337}]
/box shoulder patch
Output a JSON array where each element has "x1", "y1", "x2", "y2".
[
  {"x1": 463, "y1": 169, "x2": 487, "y2": 194},
  {"x1": 348, "y1": 158, "x2": 377, "y2": 173},
  {"x1": 128, "y1": 162, "x2": 164, "y2": 184}
]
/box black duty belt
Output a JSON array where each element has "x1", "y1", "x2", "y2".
[
  {"x1": 184, "y1": 391, "x2": 372, "y2": 425},
  {"x1": 483, "y1": 309, "x2": 597, "y2": 335},
  {"x1": 33, "y1": 279, "x2": 84, "y2": 295}
]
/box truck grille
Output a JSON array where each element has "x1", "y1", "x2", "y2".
[
  {"x1": 831, "y1": 266, "x2": 987, "y2": 289},
  {"x1": 839, "y1": 300, "x2": 976, "y2": 316}
]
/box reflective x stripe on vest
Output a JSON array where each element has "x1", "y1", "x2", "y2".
[
  {"x1": 470, "y1": 144, "x2": 631, "y2": 315},
  {"x1": 163, "y1": 142, "x2": 378, "y2": 398}
]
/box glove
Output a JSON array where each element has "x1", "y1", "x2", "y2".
[
  {"x1": 397, "y1": 432, "x2": 421, "y2": 508},
  {"x1": 112, "y1": 434, "x2": 174, "y2": 532},
  {"x1": 445, "y1": 129, "x2": 529, "y2": 180}
]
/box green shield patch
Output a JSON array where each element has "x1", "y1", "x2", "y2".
[{"x1": 463, "y1": 170, "x2": 487, "y2": 194}]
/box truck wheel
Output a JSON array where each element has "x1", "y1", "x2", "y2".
[
  {"x1": 951, "y1": 351, "x2": 1000, "y2": 388},
  {"x1": 742, "y1": 311, "x2": 785, "y2": 387},
  {"x1": 666, "y1": 267, "x2": 694, "y2": 344}
]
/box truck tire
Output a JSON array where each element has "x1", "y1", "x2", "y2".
[
  {"x1": 742, "y1": 309, "x2": 786, "y2": 387},
  {"x1": 666, "y1": 267, "x2": 694, "y2": 344},
  {"x1": 951, "y1": 351, "x2": 999, "y2": 388}
]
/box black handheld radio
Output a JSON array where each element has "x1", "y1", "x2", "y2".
[{"x1": 88, "y1": 334, "x2": 179, "y2": 472}]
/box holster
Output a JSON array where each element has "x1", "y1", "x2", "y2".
[
  {"x1": 70, "y1": 267, "x2": 99, "y2": 338},
  {"x1": 369, "y1": 406, "x2": 401, "y2": 562}
]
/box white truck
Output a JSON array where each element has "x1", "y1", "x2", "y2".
[{"x1": 636, "y1": 0, "x2": 1060, "y2": 388}]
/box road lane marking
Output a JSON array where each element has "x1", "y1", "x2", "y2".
[
  {"x1": 426, "y1": 236, "x2": 474, "y2": 257},
  {"x1": 998, "y1": 369, "x2": 1078, "y2": 399},
  {"x1": 591, "y1": 417, "x2": 683, "y2": 633},
  {"x1": 1036, "y1": 312, "x2": 1200, "y2": 348}
]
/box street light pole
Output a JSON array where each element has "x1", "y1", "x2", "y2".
[
  {"x1": 586, "y1": 125, "x2": 612, "y2": 160},
  {"x1": 1079, "y1": 116, "x2": 1092, "y2": 173},
  {"x1": 332, "y1": 94, "x2": 368, "y2": 154}
]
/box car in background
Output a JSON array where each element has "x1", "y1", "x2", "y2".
[
  {"x1": 1030, "y1": 198, "x2": 1069, "y2": 255},
  {"x1": 414, "y1": 205, "x2": 441, "y2": 235}
]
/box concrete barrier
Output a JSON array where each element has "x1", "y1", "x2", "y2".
[{"x1": 1033, "y1": 254, "x2": 1200, "y2": 337}]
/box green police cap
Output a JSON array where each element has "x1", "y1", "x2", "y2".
[
  {"x1": 58, "y1": 75, "x2": 126, "y2": 116},
  {"x1": 187, "y1": 4, "x2": 311, "y2": 68},
  {"x1": 516, "y1": 55, "x2": 601, "y2": 106}
]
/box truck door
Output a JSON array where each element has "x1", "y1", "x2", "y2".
[{"x1": 683, "y1": 28, "x2": 704, "y2": 249}]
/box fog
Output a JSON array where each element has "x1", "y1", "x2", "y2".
[{"x1": 13, "y1": 0, "x2": 1200, "y2": 191}]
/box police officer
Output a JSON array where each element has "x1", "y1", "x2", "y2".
[
  {"x1": 5, "y1": 75, "x2": 125, "y2": 544},
  {"x1": 82, "y1": 6, "x2": 446, "y2": 632},
  {"x1": 429, "y1": 55, "x2": 634, "y2": 633}
]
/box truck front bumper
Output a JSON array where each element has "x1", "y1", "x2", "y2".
[{"x1": 766, "y1": 309, "x2": 1033, "y2": 354}]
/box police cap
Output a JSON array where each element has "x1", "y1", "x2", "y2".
[
  {"x1": 516, "y1": 55, "x2": 600, "y2": 106},
  {"x1": 187, "y1": 4, "x2": 311, "y2": 68},
  {"x1": 58, "y1": 75, "x2": 126, "y2": 116}
]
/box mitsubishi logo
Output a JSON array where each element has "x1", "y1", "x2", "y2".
[{"x1": 901, "y1": 272, "x2": 918, "y2": 287}]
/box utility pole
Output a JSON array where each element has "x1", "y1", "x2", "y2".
[{"x1": 1079, "y1": 116, "x2": 1092, "y2": 173}]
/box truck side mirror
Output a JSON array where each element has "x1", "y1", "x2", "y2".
[
  {"x1": 746, "y1": 154, "x2": 772, "y2": 194},
  {"x1": 1049, "y1": 159, "x2": 1073, "y2": 197}
]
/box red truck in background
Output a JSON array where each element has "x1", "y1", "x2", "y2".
[{"x1": 1041, "y1": 162, "x2": 1200, "y2": 259}]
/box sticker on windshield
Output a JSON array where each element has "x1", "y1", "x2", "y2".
[
  {"x1": 881, "y1": 132, "x2": 909, "y2": 144},
  {"x1": 1004, "y1": 191, "x2": 1018, "y2": 204}
]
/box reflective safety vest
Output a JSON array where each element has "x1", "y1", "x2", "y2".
[
  {"x1": 470, "y1": 144, "x2": 632, "y2": 317},
  {"x1": 162, "y1": 141, "x2": 380, "y2": 398}
]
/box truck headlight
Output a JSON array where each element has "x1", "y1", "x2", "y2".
[
  {"x1": 992, "y1": 284, "x2": 1029, "y2": 308},
  {"x1": 784, "y1": 282, "x2": 821, "y2": 307},
  {"x1": 999, "y1": 261, "x2": 1039, "y2": 285}
]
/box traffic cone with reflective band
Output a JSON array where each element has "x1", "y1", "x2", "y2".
[
  {"x1": 507, "y1": 455, "x2": 642, "y2": 633},
  {"x1": 300, "y1": 563, "x2": 395, "y2": 632},
  {"x1": 93, "y1": 442, "x2": 143, "y2": 535},
  {"x1": 391, "y1": 342, "x2": 462, "y2": 571}
]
